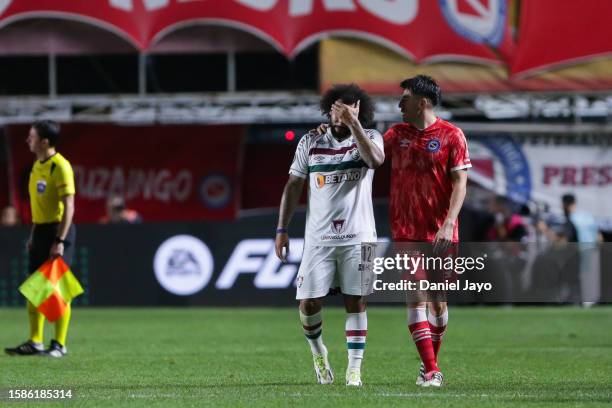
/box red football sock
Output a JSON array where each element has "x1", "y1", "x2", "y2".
[
  {"x1": 408, "y1": 321, "x2": 439, "y2": 373},
  {"x1": 428, "y1": 309, "x2": 448, "y2": 358},
  {"x1": 430, "y1": 325, "x2": 446, "y2": 357}
]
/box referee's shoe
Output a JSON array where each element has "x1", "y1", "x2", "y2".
[
  {"x1": 44, "y1": 340, "x2": 67, "y2": 358},
  {"x1": 4, "y1": 340, "x2": 44, "y2": 356}
]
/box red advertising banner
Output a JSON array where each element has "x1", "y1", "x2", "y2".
[
  {"x1": 512, "y1": 0, "x2": 612, "y2": 76},
  {"x1": 0, "y1": 0, "x2": 148, "y2": 48},
  {"x1": 0, "y1": 0, "x2": 514, "y2": 64},
  {"x1": 5, "y1": 124, "x2": 245, "y2": 223}
]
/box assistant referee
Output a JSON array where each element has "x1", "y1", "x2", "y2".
[{"x1": 5, "y1": 120, "x2": 76, "y2": 358}]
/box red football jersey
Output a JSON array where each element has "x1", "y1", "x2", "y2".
[{"x1": 384, "y1": 118, "x2": 471, "y2": 242}]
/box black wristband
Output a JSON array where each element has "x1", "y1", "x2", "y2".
[
  {"x1": 276, "y1": 228, "x2": 288, "y2": 234},
  {"x1": 54, "y1": 236, "x2": 68, "y2": 245}
]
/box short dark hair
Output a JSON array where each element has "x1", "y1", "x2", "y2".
[
  {"x1": 562, "y1": 193, "x2": 576, "y2": 207},
  {"x1": 400, "y1": 75, "x2": 441, "y2": 107},
  {"x1": 32, "y1": 120, "x2": 60, "y2": 147},
  {"x1": 320, "y1": 84, "x2": 375, "y2": 127}
]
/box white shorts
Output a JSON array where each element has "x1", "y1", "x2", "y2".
[{"x1": 295, "y1": 243, "x2": 376, "y2": 300}]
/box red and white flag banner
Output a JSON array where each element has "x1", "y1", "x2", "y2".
[{"x1": 0, "y1": 0, "x2": 514, "y2": 63}]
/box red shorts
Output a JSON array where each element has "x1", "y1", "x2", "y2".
[{"x1": 392, "y1": 241, "x2": 458, "y2": 300}]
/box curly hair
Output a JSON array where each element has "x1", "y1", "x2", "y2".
[{"x1": 320, "y1": 84, "x2": 375, "y2": 127}]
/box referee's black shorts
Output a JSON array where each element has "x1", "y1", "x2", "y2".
[{"x1": 29, "y1": 223, "x2": 76, "y2": 273}]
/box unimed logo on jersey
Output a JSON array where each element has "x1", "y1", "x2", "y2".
[
  {"x1": 315, "y1": 171, "x2": 361, "y2": 188},
  {"x1": 322, "y1": 219, "x2": 357, "y2": 241}
]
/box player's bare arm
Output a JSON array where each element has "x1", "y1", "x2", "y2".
[
  {"x1": 50, "y1": 194, "x2": 75, "y2": 259},
  {"x1": 275, "y1": 175, "x2": 306, "y2": 262},
  {"x1": 433, "y1": 169, "x2": 467, "y2": 253},
  {"x1": 331, "y1": 101, "x2": 384, "y2": 168}
]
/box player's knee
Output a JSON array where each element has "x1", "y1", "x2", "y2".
[
  {"x1": 429, "y1": 301, "x2": 447, "y2": 316},
  {"x1": 299, "y1": 299, "x2": 322, "y2": 315},
  {"x1": 344, "y1": 295, "x2": 366, "y2": 313},
  {"x1": 409, "y1": 301, "x2": 426, "y2": 309}
]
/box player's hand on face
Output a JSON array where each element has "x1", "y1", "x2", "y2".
[
  {"x1": 49, "y1": 242, "x2": 64, "y2": 259},
  {"x1": 331, "y1": 100, "x2": 360, "y2": 126},
  {"x1": 275, "y1": 233, "x2": 290, "y2": 262},
  {"x1": 433, "y1": 221, "x2": 454, "y2": 255}
]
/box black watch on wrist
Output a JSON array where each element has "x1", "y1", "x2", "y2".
[{"x1": 54, "y1": 236, "x2": 68, "y2": 245}]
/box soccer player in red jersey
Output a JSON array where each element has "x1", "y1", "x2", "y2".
[{"x1": 384, "y1": 75, "x2": 471, "y2": 387}]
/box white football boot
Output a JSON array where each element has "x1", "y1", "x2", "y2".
[
  {"x1": 345, "y1": 367, "x2": 362, "y2": 387},
  {"x1": 415, "y1": 362, "x2": 426, "y2": 386},
  {"x1": 422, "y1": 371, "x2": 444, "y2": 387},
  {"x1": 312, "y1": 346, "x2": 334, "y2": 384}
]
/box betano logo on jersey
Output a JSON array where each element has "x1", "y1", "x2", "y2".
[{"x1": 315, "y1": 171, "x2": 361, "y2": 188}]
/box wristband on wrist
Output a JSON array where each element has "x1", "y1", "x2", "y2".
[
  {"x1": 276, "y1": 228, "x2": 287, "y2": 234},
  {"x1": 54, "y1": 236, "x2": 68, "y2": 245}
]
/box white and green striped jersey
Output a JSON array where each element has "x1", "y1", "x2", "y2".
[{"x1": 289, "y1": 128, "x2": 384, "y2": 247}]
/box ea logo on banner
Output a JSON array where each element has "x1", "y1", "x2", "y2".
[
  {"x1": 200, "y1": 174, "x2": 232, "y2": 209},
  {"x1": 154, "y1": 235, "x2": 214, "y2": 296},
  {"x1": 439, "y1": 0, "x2": 506, "y2": 47}
]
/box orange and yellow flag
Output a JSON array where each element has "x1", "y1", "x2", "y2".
[{"x1": 19, "y1": 257, "x2": 84, "y2": 322}]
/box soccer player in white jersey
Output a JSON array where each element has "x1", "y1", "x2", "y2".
[{"x1": 274, "y1": 84, "x2": 385, "y2": 386}]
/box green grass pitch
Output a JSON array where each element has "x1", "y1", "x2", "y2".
[{"x1": 1, "y1": 307, "x2": 611, "y2": 407}]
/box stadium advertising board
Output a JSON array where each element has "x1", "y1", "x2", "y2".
[
  {"x1": 0, "y1": 0, "x2": 514, "y2": 62},
  {"x1": 2, "y1": 219, "x2": 612, "y2": 307},
  {"x1": 468, "y1": 136, "x2": 612, "y2": 227},
  {"x1": 4, "y1": 124, "x2": 245, "y2": 223},
  {"x1": 512, "y1": 0, "x2": 612, "y2": 75}
]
